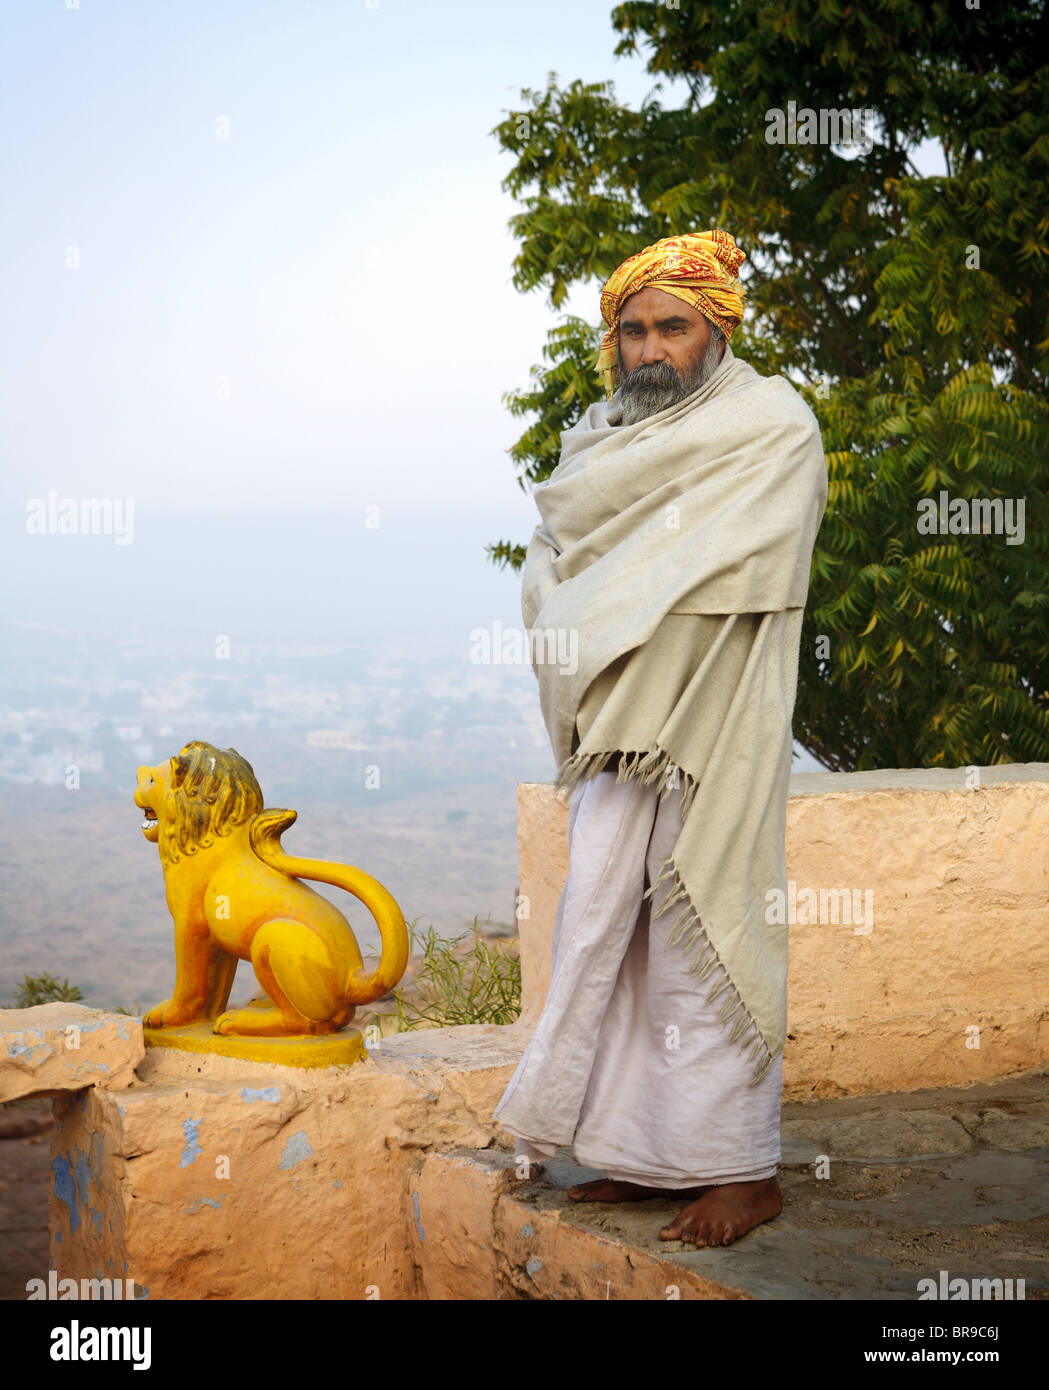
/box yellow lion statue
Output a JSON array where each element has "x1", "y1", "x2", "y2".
[{"x1": 135, "y1": 741, "x2": 409, "y2": 1037}]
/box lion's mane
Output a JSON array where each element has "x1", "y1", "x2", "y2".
[{"x1": 160, "y1": 740, "x2": 264, "y2": 864}]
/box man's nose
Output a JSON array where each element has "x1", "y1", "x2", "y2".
[{"x1": 641, "y1": 333, "x2": 667, "y2": 363}]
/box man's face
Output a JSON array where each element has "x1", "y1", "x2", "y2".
[{"x1": 615, "y1": 286, "x2": 725, "y2": 425}]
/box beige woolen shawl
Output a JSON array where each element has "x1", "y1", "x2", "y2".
[{"x1": 521, "y1": 345, "x2": 827, "y2": 1084}]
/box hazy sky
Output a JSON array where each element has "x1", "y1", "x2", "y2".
[{"x1": 1, "y1": 0, "x2": 683, "y2": 526}]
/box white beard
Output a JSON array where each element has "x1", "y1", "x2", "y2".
[{"x1": 617, "y1": 335, "x2": 724, "y2": 426}]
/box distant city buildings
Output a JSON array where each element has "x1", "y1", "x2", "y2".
[{"x1": 0, "y1": 643, "x2": 555, "y2": 791}]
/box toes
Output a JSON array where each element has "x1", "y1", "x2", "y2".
[
  {"x1": 660, "y1": 1210, "x2": 716, "y2": 1246},
  {"x1": 660, "y1": 1219, "x2": 702, "y2": 1244},
  {"x1": 659, "y1": 1208, "x2": 687, "y2": 1239},
  {"x1": 660, "y1": 1187, "x2": 778, "y2": 1246}
]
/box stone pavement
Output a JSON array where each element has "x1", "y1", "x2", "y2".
[{"x1": 497, "y1": 1069, "x2": 1049, "y2": 1299}]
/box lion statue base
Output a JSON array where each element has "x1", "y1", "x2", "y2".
[{"x1": 141, "y1": 1017, "x2": 368, "y2": 1069}]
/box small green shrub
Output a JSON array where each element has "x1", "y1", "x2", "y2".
[
  {"x1": 13, "y1": 973, "x2": 84, "y2": 1007},
  {"x1": 362, "y1": 916, "x2": 520, "y2": 1033}
]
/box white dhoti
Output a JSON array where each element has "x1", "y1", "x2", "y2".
[{"x1": 494, "y1": 768, "x2": 782, "y2": 1186}]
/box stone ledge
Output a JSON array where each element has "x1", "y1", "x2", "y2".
[
  {"x1": 369, "y1": 1020, "x2": 531, "y2": 1074},
  {"x1": 788, "y1": 760, "x2": 1049, "y2": 797},
  {"x1": 0, "y1": 1005, "x2": 143, "y2": 1104},
  {"x1": 48, "y1": 1021, "x2": 525, "y2": 1298},
  {"x1": 413, "y1": 1069, "x2": 1049, "y2": 1300},
  {"x1": 411, "y1": 1148, "x2": 751, "y2": 1300}
]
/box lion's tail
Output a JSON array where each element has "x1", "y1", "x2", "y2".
[{"x1": 249, "y1": 809, "x2": 410, "y2": 1007}]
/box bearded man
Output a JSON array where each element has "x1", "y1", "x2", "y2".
[{"x1": 493, "y1": 229, "x2": 828, "y2": 1247}]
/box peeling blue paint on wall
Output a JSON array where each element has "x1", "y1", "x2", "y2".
[
  {"x1": 183, "y1": 1196, "x2": 225, "y2": 1214},
  {"x1": 277, "y1": 1131, "x2": 313, "y2": 1169},
  {"x1": 412, "y1": 1191, "x2": 425, "y2": 1243},
  {"x1": 521, "y1": 1223, "x2": 534, "y2": 1238},
  {"x1": 75, "y1": 1151, "x2": 92, "y2": 1212},
  {"x1": 7, "y1": 1030, "x2": 50, "y2": 1062},
  {"x1": 179, "y1": 1117, "x2": 203, "y2": 1168},
  {"x1": 240, "y1": 1087, "x2": 280, "y2": 1104},
  {"x1": 526, "y1": 1257, "x2": 543, "y2": 1277},
  {"x1": 52, "y1": 1154, "x2": 79, "y2": 1234}
]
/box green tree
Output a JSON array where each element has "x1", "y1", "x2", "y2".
[{"x1": 487, "y1": 0, "x2": 1049, "y2": 770}]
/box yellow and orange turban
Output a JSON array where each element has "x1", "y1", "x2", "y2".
[{"x1": 596, "y1": 228, "x2": 747, "y2": 396}]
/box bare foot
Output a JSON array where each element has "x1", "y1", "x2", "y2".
[
  {"x1": 567, "y1": 1177, "x2": 710, "y2": 1203},
  {"x1": 659, "y1": 1176, "x2": 782, "y2": 1246}
]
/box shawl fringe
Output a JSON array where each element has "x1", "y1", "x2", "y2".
[
  {"x1": 553, "y1": 742, "x2": 775, "y2": 1088},
  {"x1": 554, "y1": 744, "x2": 702, "y2": 820}
]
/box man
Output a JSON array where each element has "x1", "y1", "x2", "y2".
[{"x1": 493, "y1": 229, "x2": 828, "y2": 1247}]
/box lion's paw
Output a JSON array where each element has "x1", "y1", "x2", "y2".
[{"x1": 144, "y1": 999, "x2": 200, "y2": 1028}]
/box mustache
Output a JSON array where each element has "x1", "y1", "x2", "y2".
[{"x1": 621, "y1": 360, "x2": 682, "y2": 391}]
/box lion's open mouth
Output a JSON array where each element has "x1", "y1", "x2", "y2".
[{"x1": 141, "y1": 809, "x2": 158, "y2": 831}]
